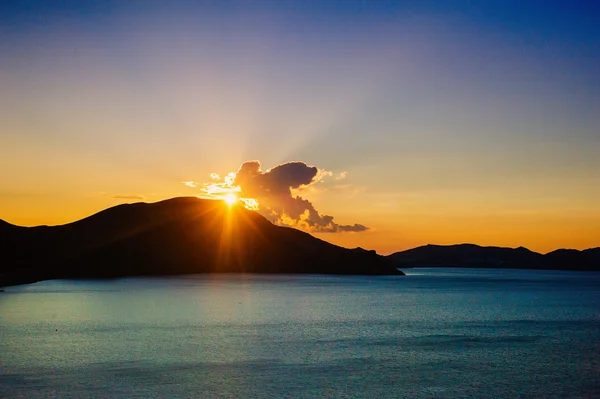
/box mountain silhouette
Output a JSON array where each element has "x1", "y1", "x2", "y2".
[
  {"x1": 387, "y1": 244, "x2": 600, "y2": 271},
  {"x1": 0, "y1": 197, "x2": 403, "y2": 286}
]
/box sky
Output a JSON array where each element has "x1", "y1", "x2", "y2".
[{"x1": 1, "y1": 0, "x2": 599, "y2": 254}]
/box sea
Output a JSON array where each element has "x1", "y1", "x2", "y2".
[{"x1": 1, "y1": 268, "x2": 599, "y2": 398}]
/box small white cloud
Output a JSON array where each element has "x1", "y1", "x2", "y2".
[{"x1": 314, "y1": 169, "x2": 333, "y2": 183}]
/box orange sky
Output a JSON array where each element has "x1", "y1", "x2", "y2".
[
  {"x1": 1, "y1": 1, "x2": 599, "y2": 255},
  {"x1": 1, "y1": 160, "x2": 598, "y2": 255}
]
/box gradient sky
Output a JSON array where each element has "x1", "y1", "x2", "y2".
[{"x1": 1, "y1": 0, "x2": 599, "y2": 254}]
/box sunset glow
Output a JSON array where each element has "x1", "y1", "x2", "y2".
[
  {"x1": 0, "y1": 1, "x2": 598, "y2": 254},
  {"x1": 199, "y1": 171, "x2": 259, "y2": 211},
  {"x1": 223, "y1": 193, "x2": 237, "y2": 206},
  {"x1": 1, "y1": 3, "x2": 598, "y2": 397}
]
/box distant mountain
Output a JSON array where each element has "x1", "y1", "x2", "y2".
[
  {"x1": 387, "y1": 244, "x2": 600, "y2": 271},
  {"x1": 0, "y1": 197, "x2": 403, "y2": 286},
  {"x1": 544, "y1": 248, "x2": 600, "y2": 271}
]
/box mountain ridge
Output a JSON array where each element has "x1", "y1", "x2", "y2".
[
  {"x1": 2, "y1": 198, "x2": 598, "y2": 287},
  {"x1": 387, "y1": 243, "x2": 600, "y2": 271},
  {"x1": 0, "y1": 197, "x2": 403, "y2": 287}
]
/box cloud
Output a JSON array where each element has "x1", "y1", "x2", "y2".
[
  {"x1": 182, "y1": 181, "x2": 198, "y2": 188},
  {"x1": 231, "y1": 160, "x2": 368, "y2": 233}
]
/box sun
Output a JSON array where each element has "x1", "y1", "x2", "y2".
[{"x1": 223, "y1": 192, "x2": 238, "y2": 206}]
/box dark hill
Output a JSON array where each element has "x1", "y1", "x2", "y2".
[
  {"x1": 0, "y1": 197, "x2": 403, "y2": 286},
  {"x1": 387, "y1": 244, "x2": 600, "y2": 271},
  {"x1": 544, "y1": 248, "x2": 600, "y2": 271}
]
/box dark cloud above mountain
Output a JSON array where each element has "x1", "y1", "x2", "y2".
[
  {"x1": 233, "y1": 160, "x2": 368, "y2": 233},
  {"x1": 235, "y1": 161, "x2": 316, "y2": 196}
]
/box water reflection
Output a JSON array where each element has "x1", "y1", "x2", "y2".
[{"x1": 1, "y1": 271, "x2": 599, "y2": 398}]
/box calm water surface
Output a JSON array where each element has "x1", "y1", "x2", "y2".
[{"x1": 1, "y1": 269, "x2": 599, "y2": 398}]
